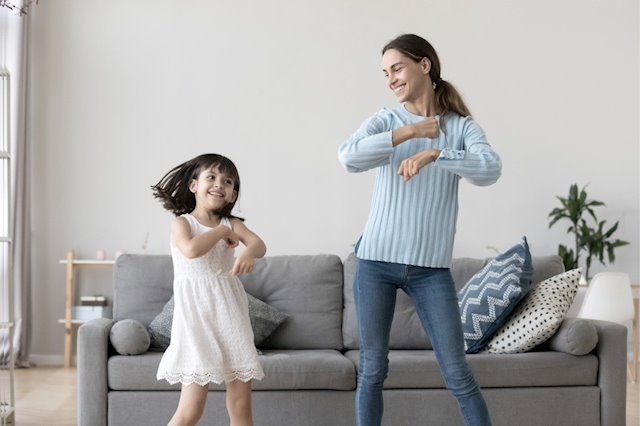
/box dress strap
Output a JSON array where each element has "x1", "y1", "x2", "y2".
[
  {"x1": 180, "y1": 213, "x2": 198, "y2": 235},
  {"x1": 221, "y1": 216, "x2": 233, "y2": 230}
]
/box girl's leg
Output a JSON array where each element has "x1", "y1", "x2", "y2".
[
  {"x1": 404, "y1": 267, "x2": 492, "y2": 426},
  {"x1": 226, "y1": 379, "x2": 253, "y2": 426},
  {"x1": 168, "y1": 383, "x2": 208, "y2": 426},
  {"x1": 354, "y1": 259, "x2": 401, "y2": 426}
]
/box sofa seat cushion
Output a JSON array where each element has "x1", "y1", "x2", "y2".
[
  {"x1": 109, "y1": 349, "x2": 356, "y2": 391},
  {"x1": 344, "y1": 350, "x2": 597, "y2": 388}
]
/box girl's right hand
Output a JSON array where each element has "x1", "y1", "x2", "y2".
[
  {"x1": 411, "y1": 116, "x2": 440, "y2": 139},
  {"x1": 217, "y1": 224, "x2": 240, "y2": 248}
]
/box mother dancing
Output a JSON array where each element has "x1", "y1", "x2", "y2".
[{"x1": 338, "y1": 34, "x2": 501, "y2": 426}]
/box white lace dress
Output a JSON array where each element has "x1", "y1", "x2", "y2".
[{"x1": 156, "y1": 214, "x2": 264, "y2": 386}]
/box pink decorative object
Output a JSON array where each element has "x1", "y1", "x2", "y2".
[
  {"x1": 96, "y1": 250, "x2": 106, "y2": 261},
  {"x1": 115, "y1": 249, "x2": 126, "y2": 259}
]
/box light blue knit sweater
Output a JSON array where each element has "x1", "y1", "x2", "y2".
[{"x1": 338, "y1": 105, "x2": 502, "y2": 267}]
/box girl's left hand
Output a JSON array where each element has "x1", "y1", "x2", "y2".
[
  {"x1": 397, "y1": 149, "x2": 442, "y2": 181},
  {"x1": 225, "y1": 236, "x2": 239, "y2": 248},
  {"x1": 230, "y1": 252, "x2": 255, "y2": 276}
]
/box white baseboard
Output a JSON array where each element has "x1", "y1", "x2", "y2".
[{"x1": 29, "y1": 354, "x2": 73, "y2": 366}]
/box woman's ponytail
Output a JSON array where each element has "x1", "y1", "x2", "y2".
[{"x1": 434, "y1": 79, "x2": 471, "y2": 117}]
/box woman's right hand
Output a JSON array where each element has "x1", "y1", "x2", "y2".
[{"x1": 411, "y1": 116, "x2": 440, "y2": 139}]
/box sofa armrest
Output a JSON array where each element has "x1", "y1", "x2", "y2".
[
  {"x1": 77, "y1": 318, "x2": 113, "y2": 426},
  {"x1": 590, "y1": 319, "x2": 627, "y2": 426}
]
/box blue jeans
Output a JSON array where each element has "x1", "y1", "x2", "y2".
[{"x1": 354, "y1": 259, "x2": 492, "y2": 426}]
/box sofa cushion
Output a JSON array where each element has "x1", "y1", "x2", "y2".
[
  {"x1": 147, "y1": 293, "x2": 288, "y2": 350},
  {"x1": 109, "y1": 319, "x2": 150, "y2": 355},
  {"x1": 546, "y1": 318, "x2": 599, "y2": 356},
  {"x1": 344, "y1": 350, "x2": 597, "y2": 388},
  {"x1": 239, "y1": 255, "x2": 344, "y2": 349},
  {"x1": 342, "y1": 252, "x2": 564, "y2": 350},
  {"x1": 482, "y1": 269, "x2": 581, "y2": 354},
  {"x1": 147, "y1": 297, "x2": 173, "y2": 350},
  {"x1": 115, "y1": 254, "x2": 343, "y2": 350},
  {"x1": 451, "y1": 255, "x2": 565, "y2": 293},
  {"x1": 108, "y1": 349, "x2": 356, "y2": 391},
  {"x1": 113, "y1": 255, "x2": 174, "y2": 326},
  {"x1": 458, "y1": 237, "x2": 533, "y2": 353}
]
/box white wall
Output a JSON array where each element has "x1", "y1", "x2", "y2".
[{"x1": 29, "y1": 0, "x2": 639, "y2": 359}]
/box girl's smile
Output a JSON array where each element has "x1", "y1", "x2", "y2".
[{"x1": 190, "y1": 166, "x2": 237, "y2": 210}]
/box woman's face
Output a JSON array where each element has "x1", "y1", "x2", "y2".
[{"x1": 382, "y1": 49, "x2": 430, "y2": 103}]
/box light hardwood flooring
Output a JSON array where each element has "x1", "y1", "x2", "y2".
[{"x1": 11, "y1": 366, "x2": 640, "y2": 425}]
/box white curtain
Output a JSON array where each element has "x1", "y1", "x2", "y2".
[{"x1": 0, "y1": 2, "x2": 32, "y2": 367}]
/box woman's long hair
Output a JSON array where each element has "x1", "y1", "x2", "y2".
[
  {"x1": 383, "y1": 34, "x2": 471, "y2": 117},
  {"x1": 151, "y1": 153, "x2": 244, "y2": 220}
]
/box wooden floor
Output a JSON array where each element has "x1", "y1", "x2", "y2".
[{"x1": 12, "y1": 366, "x2": 640, "y2": 425}]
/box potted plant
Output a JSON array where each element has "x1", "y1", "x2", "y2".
[{"x1": 548, "y1": 183, "x2": 629, "y2": 279}]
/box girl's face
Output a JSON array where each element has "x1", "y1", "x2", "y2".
[
  {"x1": 382, "y1": 48, "x2": 430, "y2": 103},
  {"x1": 189, "y1": 165, "x2": 237, "y2": 211}
]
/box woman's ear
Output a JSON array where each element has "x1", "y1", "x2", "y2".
[
  {"x1": 189, "y1": 179, "x2": 197, "y2": 193},
  {"x1": 421, "y1": 58, "x2": 431, "y2": 74},
  {"x1": 231, "y1": 190, "x2": 238, "y2": 203}
]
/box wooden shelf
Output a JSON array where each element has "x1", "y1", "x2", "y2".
[
  {"x1": 57, "y1": 319, "x2": 86, "y2": 325},
  {"x1": 59, "y1": 259, "x2": 115, "y2": 265},
  {"x1": 60, "y1": 250, "x2": 115, "y2": 368}
]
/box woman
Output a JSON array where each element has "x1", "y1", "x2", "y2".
[{"x1": 338, "y1": 34, "x2": 501, "y2": 426}]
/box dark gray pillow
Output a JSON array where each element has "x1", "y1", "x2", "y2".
[
  {"x1": 110, "y1": 319, "x2": 151, "y2": 355},
  {"x1": 148, "y1": 293, "x2": 288, "y2": 350},
  {"x1": 148, "y1": 297, "x2": 174, "y2": 350},
  {"x1": 547, "y1": 318, "x2": 599, "y2": 355},
  {"x1": 248, "y1": 293, "x2": 289, "y2": 345}
]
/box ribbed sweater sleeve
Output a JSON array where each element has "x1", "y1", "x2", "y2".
[
  {"x1": 338, "y1": 109, "x2": 394, "y2": 173},
  {"x1": 434, "y1": 117, "x2": 502, "y2": 186}
]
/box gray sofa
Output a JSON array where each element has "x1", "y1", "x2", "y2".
[{"x1": 78, "y1": 254, "x2": 627, "y2": 426}]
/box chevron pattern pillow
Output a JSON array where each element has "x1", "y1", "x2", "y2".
[{"x1": 458, "y1": 237, "x2": 533, "y2": 353}]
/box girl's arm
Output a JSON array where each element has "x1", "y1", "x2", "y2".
[
  {"x1": 229, "y1": 218, "x2": 267, "y2": 275},
  {"x1": 171, "y1": 217, "x2": 234, "y2": 259}
]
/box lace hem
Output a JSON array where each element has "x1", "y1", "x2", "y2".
[{"x1": 157, "y1": 368, "x2": 264, "y2": 386}]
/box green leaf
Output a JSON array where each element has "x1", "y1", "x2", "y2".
[{"x1": 604, "y1": 222, "x2": 619, "y2": 238}]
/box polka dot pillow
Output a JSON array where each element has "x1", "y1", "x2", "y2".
[{"x1": 481, "y1": 268, "x2": 581, "y2": 354}]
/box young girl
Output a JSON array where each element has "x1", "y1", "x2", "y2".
[{"x1": 152, "y1": 153, "x2": 266, "y2": 426}]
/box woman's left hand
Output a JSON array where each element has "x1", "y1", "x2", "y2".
[
  {"x1": 397, "y1": 149, "x2": 442, "y2": 181},
  {"x1": 230, "y1": 252, "x2": 255, "y2": 276}
]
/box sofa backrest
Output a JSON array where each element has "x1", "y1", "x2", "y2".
[
  {"x1": 113, "y1": 253, "x2": 345, "y2": 350},
  {"x1": 113, "y1": 254, "x2": 174, "y2": 326},
  {"x1": 341, "y1": 253, "x2": 565, "y2": 350},
  {"x1": 238, "y1": 254, "x2": 344, "y2": 350}
]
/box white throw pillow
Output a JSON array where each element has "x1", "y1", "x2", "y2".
[{"x1": 481, "y1": 269, "x2": 581, "y2": 354}]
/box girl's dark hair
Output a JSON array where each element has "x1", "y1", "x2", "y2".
[
  {"x1": 151, "y1": 153, "x2": 244, "y2": 220},
  {"x1": 382, "y1": 34, "x2": 471, "y2": 117}
]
